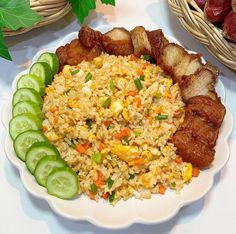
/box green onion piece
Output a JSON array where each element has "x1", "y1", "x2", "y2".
[
  {"x1": 129, "y1": 174, "x2": 135, "y2": 180},
  {"x1": 85, "y1": 72, "x2": 93, "y2": 82},
  {"x1": 134, "y1": 131, "x2": 141, "y2": 137},
  {"x1": 71, "y1": 69, "x2": 80, "y2": 75},
  {"x1": 109, "y1": 191, "x2": 115, "y2": 203},
  {"x1": 65, "y1": 89, "x2": 71, "y2": 95},
  {"x1": 139, "y1": 75, "x2": 145, "y2": 81},
  {"x1": 155, "y1": 115, "x2": 168, "y2": 120},
  {"x1": 86, "y1": 119, "x2": 93, "y2": 129},
  {"x1": 107, "y1": 177, "x2": 114, "y2": 189},
  {"x1": 92, "y1": 152, "x2": 102, "y2": 164},
  {"x1": 90, "y1": 183, "x2": 97, "y2": 194},
  {"x1": 155, "y1": 93, "x2": 162, "y2": 99},
  {"x1": 108, "y1": 124, "x2": 115, "y2": 130},
  {"x1": 109, "y1": 80, "x2": 115, "y2": 92},
  {"x1": 134, "y1": 78, "x2": 143, "y2": 91},
  {"x1": 123, "y1": 136, "x2": 130, "y2": 145},
  {"x1": 170, "y1": 182, "x2": 176, "y2": 188},
  {"x1": 68, "y1": 140, "x2": 76, "y2": 148},
  {"x1": 141, "y1": 54, "x2": 151, "y2": 61},
  {"x1": 102, "y1": 97, "x2": 111, "y2": 108}
]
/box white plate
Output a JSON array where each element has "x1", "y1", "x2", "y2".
[{"x1": 2, "y1": 26, "x2": 233, "y2": 229}]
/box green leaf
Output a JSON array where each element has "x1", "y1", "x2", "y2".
[
  {"x1": 68, "y1": 0, "x2": 96, "y2": 24},
  {"x1": 101, "y1": 0, "x2": 115, "y2": 6},
  {"x1": 0, "y1": 0, "x2": 42, "y2": 30},
  {"x1": 0, "y1": 28, "x2": 11, "y2": 60}
]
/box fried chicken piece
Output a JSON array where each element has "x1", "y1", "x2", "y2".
[
  {"x1": 130, "y1": 26, "x2": 152, "y2": 57},
  {"x1": 102, "y1": 27, "x2": 134, "y2": 56},
  {"x1": 180, "y1": 112, "x2": 219, "y2": 148},
  {"x1": 158, "y1": 43, "x2": 203, "y2": 81},
  {"x1": 171, "y1": 130, "x2": 215, "y2": 169},
  {"x1": 147, "y1": 29, "x2": 169, "y2": 60},
  {"x1": 179, "y1": 68, "x2": 217, "y2": 102},
  {"x1": 187, "y1": 95, "x2": 226, "y2": 128},
  {"x1": 79, "y1": 26, "x2": 103, "y2": 48},
  {"x1": 203, "y1": 62, "x2": 219, "y2": 76},
  {"x1": 56, "y1": 39, "x2": 102, "y2": 70}
]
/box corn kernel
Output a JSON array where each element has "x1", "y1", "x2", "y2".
[{"x1": 182, "y1": 163, "x2": 193, "y2": 182}]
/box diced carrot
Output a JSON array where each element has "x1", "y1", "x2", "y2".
[
  {"x1": 50, "y1": 106, "x2": 58, "y2": 113},
  {"x1": 130, "y1": 158, "x2": 145, "y2": 166},
  {"x1": 133, "y1": 97, "x2": 142, "y2": 107},
  {"x1": 101, "y1": 192, "x2": 109, "y2": 199},
  {"x1": 54, "y1": 116, "x2": 59, "y2": 124},
  {"x1": 89, "y1": 191, "x2": 95, "y2": 200},
  {"x1": 98, "y1": 143, "x2": 104, "y2": 152},
  {"x1": 82, "y1": 143, "x2": 90, "y2": 151},
  {"x1": 76, "y1": 65, "x2": 80, "y2": 69},
  {"x1": 42, "y1": 126, "x2": 48, "y2": 133},
  {"x1": 115, "y1": 128, "x2": 131, "y2": 140},
  {"x1": 94, "y1": 171, "x2": 105, "y2": 188},
  {"x1": 158, "y1": 185, "x2": 166, "y2": 195},
  {"x1": 75, "y1": 144, "x2": 87, "y2": 154},
  {"x1": 155, "y1": 106, "x2": 163, "y2": 114},
  {"x1": 175, "y1": 156, "x2": 183, "y2": 164},
  {"x1": 141, "y1": 62, "x2": 149, "y2": 70},
  {"x1": 148, "y1": 116, "x2": 153, "y2": 124},
  {"x1": 192, "y1": 167, "x2": 200, "y2": 177},
  {"x1": 128, "y1": 91, "x2": 136, "y2": 97},
  {"x1": 136, "y1": 68, "x2": 144, "y2": 76},
  {"x1": 130, "y1": 54, "x2": 138, "y2": 61},
  {"x1": 103, "y1": 120, "x2": 112, "y2": 127}
]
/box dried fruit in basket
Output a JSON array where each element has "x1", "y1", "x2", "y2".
[
  {"x1": 232, "y1": 0, "x2": 236, "y2": 13},
  {"x1": 204, "y1": 0, "x2": 231, "y2": 23},
  {"x1": 194, "y1": 0, "x2": 207, "y2": 10},
  {"x1": 223, "y1": 11, "x2": 236, "y2": 42}
]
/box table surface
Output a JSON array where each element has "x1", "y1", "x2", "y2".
[{"x1": 1, "y1": 1, "x2": 236, "y2": 234}]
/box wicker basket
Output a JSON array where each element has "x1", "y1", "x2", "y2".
[
  {"x1": 168, "y1": 0, "x2": 236, "y2": 71},
  {"x1": 3, "y1": 0, "x2": 71, "y2": 37}
]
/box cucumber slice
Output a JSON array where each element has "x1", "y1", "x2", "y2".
[
  {"x1": 13, "y1": 130, "x2": 47, "y2": 161},
  {"x1": 30, "y1": 62, "x2": 53, "y2": 85},
  {"x1": 17, "y1": 74, "x2": 45, "y2": 96},
  {"x1": 9, "y1": 114, "x2": 42, "y2": 140},
  {"x1": 12, "y1": 88, "x2": 43, "y2": 107},
  {"x1": 37, "y1": 52, "x2": 59, "y2": 76},
  {"x1": 12, "y1": 101, "x2": 42, "y2": 118},
  {"x1": 46, "y1": 167, "x2": 78, "y2": 199},
  {"x1": 34, "y1": 155, "x2": 66, "y2": 187},
  {"x1": 26, "y1": 142, "x2": 60, "y2": 174}
]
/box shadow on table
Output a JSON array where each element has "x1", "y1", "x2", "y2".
[{"x1": 4, "y1": 157, "x2": 222, "y2": 234}]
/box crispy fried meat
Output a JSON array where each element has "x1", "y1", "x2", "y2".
[
  {"x1": 179, "y1": 68, "x2": 217, "y2": 102},
  {"x1": 79, "y1": 26, "x2": 103, "y2": 48},
  {"x1": 171, "y1": 130, "x2": 215, "y2": 169},
  {"x1": 180, "y1": 112, "x2": 219, "y2": 148},
  {"x1": 130, "y1": 26, "x2": 152, "y2": 57},
  {"x1": 56, "y1": 39, "x2": 102, "y2": 70},
  {"x1": 157, "y1": 43, "x2": 203, "y2": 80},
  {"x1": 102, "y1": 27, "x2": 134, "y2": 56},
  {"x1": 147, "y1": 29, "x2": 169, "y2": 60},
  {"x1": 187, "y1": 95, "x2": 226, "y2": 128}
]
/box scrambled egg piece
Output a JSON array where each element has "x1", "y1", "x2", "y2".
[
  {"x1": 111, "y1": 144, "x2": 139, "y2": 162},
  {"x1": 110, "y1": 100, "x2": 124, "y2": 116},
  {"x1": 182, "y1": 163, "x2": 193, "y2": 182}
]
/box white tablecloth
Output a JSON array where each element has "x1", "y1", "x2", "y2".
[{"x1": 1, "y1": 1, "x2": 235, "y2": 233}]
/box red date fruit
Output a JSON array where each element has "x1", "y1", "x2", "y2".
[
  {"x1": 223, "y1": 11, "x2": 236, "y2": 42},
  {"x1": 204, "y1": 0, "x2": 231, "y2": 23},
  {"x1": 194, "y1": 0, "x2": 207, "y2": 10}
]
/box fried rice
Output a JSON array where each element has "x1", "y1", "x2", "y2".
[{"x1": 42, "y1": 53, "x2": 193, "y2": 204}]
